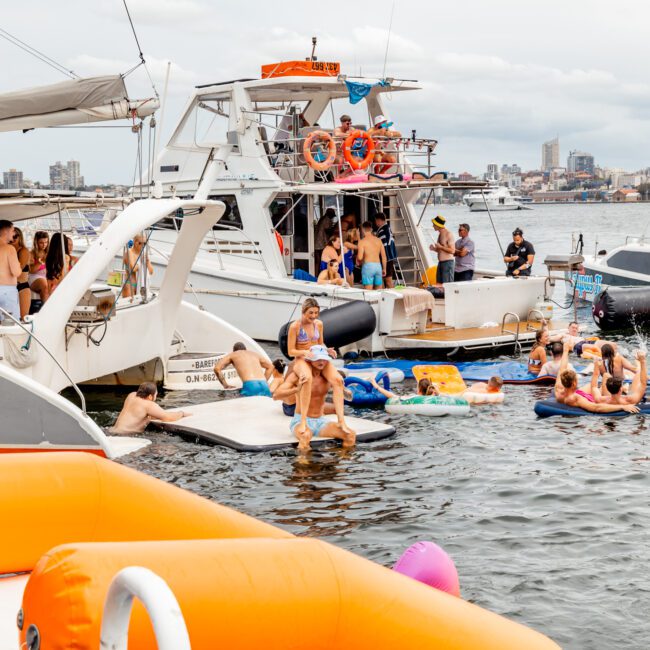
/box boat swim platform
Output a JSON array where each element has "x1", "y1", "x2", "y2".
[
  {"x1": 154, "y1": 396, "x2": 396, "y2": 452},
  {"x1": 385, "y1": 320, "x2": 570, "y2": 351}
]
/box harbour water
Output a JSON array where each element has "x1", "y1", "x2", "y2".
[{"x1": 88, "y1": 202, "x2": 650, "y2": 649}]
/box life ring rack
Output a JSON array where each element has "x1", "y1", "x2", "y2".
[{"x1": 303, "y1": 130, "x2": 337, "y2": 171}]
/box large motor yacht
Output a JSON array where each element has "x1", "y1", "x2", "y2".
[
  {"x1": 102, "y1": 58, "x2": 566, "y2": 355},
  {"x1": 463, "y1": 186, "x2": 526, "y2": 212}
]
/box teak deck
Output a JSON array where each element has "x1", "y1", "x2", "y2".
[{"x1": 404, "y1": 320, "x2": 569, "y2": 343}]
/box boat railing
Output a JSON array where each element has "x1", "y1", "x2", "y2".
[
  {"x1": 202, "y1": 224, "x2": 273, "y2": 277},
  {"x1": 0, "y1": 308, "x2": 87, "y2": 414},
  {"x1": 501, "y1": 312, "x2": 522, "y2": 357},
  {"x1": 526, "y1": 309, "x2": 546, "y2": 330},
  {"x1": 247, "y1": 118, "x2": 439, "y2": 179},
  {"x1": 100, "y1": 566, "x2": 191, "y2": 650}
]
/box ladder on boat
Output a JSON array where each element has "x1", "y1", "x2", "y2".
[{"x1": 390, "y1": 193, "x2": 428, "y2": 287}]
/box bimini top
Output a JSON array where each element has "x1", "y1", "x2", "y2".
[
  {"x1": 195, "y1": 73, "x2": 420, "y2": 102},
  {"x1": 0, "y1": 75, "x2": 159, "y2": 132}
]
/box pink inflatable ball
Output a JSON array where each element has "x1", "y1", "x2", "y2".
[{"x1": 393, "y1": 541, "x2": 461, "y2": 597}]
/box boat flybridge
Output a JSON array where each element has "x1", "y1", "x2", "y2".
[{"x1": 122, "y1": 58, "x2": 566, "y2": 355}]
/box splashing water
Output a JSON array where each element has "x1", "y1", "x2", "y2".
[{"x1": 630, "y1": 312, "x2": 648, "y2": 354}]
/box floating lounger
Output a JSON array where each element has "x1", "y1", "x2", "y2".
[
  {"x1": 154, "y1": 396, "x2": 396, "y2": 451},
  {"x1": 534, "y1": 398, "x2": 650, "y2": 418}
]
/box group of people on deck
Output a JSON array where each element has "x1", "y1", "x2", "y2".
[
  {"x1": 315, "y1": 211, "x2": 397, "y2": 291},
  {"x1": 0, "y1": 220, "x2": 78, "y2": 323}
]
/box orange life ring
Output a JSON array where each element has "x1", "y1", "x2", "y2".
[
  {"x1": 274, "y1": 230, "x2": 284, "y2": 254},
  {"x1": 303, "y1": 130, "x2": 337, "y2": 171},
  {"x1": 343, "y1": 130, "x2": 376, "y2": 170}
]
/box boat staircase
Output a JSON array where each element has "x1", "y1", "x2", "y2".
[{"x1": 389, "y1": 193, "x2": 428, "y2": 287}]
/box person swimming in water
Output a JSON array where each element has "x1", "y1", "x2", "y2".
[{"x1": 527, "y1": 329, "x2": 549, "y2": 375}]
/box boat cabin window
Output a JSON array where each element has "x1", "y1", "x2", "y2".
[
  {"x1": 208, "y1": 195, "x2": 243, "y2": 230},
  {"x1": 607, "y1": 250, "x2": 650, "y2": 275},
  {"x1": 171, "y1": 96, "x2": 232, "y2": 147}
]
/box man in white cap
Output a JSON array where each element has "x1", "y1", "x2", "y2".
[
  {"x1": 273, "y1": 344, "x2": 355, "y2": 452},
  {"x1": 368, "y1": 114, "x2": 401, "y2": 174},
  {"x1": 429, "y1": 215, "x2": 455, "y2": 284}
]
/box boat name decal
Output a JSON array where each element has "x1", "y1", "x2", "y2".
[{"x1": 571, "y1": 271, "x2": 603, "y2": 298}]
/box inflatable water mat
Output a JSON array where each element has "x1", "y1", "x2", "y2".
[
  {"x1": 534, "y1": 399, "x2": 650, "y2": 418},
  {"x1": 412, "y1": 365, "x2": 466, "y2": 395}
]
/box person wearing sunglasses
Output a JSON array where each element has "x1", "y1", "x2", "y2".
[
  {"x1": 0, "y1": 220, "x2": 21, "y2": 324},
  {"x1": 453, "y1": 223, "x2": 475, "y2": 282}
]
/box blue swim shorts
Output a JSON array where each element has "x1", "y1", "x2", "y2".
[
  {"x1": 282, "y1": 402, "x2": 296, "y2": 417},
  {"x1": 240, "y1": 379, "x2": 272, "y2": 397},
  {"x1": 362, "y1": 262, "x2": 383, "y2": 287},
  {"x1": 289, "y1": 414, "x2": 329, "y2": 437}
]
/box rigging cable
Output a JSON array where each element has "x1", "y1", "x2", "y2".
[
  {"x1": 381, "y1": 0, "x2": 396, "y2": 79},
  {"x1": 0, "y1": 27, "x2": 78, "y2": 78},
  {"x1": 121, "y1": 0, "x2": 159, "y2": 98}
]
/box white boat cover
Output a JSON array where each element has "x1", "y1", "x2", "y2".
[
  {"x1": 0, "y1": 75, "x2": 159, "y2": 132},
  {"x1": 155, "y1": 396, "x2": 396, "y2": 451}
]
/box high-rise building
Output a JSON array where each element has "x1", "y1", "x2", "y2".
[
  {"x1": 49, "y1": 161, "x2": 68, "y2": 189},
  {"x1": 2, "y1": 169, "x2": 23, "y2": 189},
  {"x1": 486, "y1": 162, "x2": 498, "y2": 181},
  {"x1": 542, "y1": 137, "x2": 559, "y2": 171},
  {"x1": 567, "y1": 150, "x2": 595, "y2": 175},
  {"x1": 67, "y1": 160, "x2": 83, "y2": 188}
]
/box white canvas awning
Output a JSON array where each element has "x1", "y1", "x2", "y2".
[
  {"x1": 0, "y1": 75, "x2": 159, "y2": 132},
  {"x1": 0, "y1": 193, "x2": 131, "y2": 221}
]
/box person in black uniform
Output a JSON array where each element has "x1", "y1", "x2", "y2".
[{"x1": 504, "y1": 228, "x2": 535, "y2": 277}]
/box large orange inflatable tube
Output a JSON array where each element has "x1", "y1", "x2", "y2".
[
  {"x1": 343, "y1": 129, "x2": 376, "y2": 170},
  {"x1": 0, "y1": 452, "x2": 288, "y2": 574},
  {"x1": 21, "y1": 538, "x2": 559, "y2": 650},
  {"x1": 303, "y1": 130, "x2": 336, "y2": 171}
]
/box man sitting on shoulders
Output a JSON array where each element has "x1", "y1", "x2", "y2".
[
  {"x1": 214, "y1": 342, "x2": 274, "y2": 396},
  {"x1": 111, "y1": 382, "x2": 189, "y2": 433},
  {"x1": 554, "y1": 342, "x2": 639, "y2": 413},
  {"x1": 273, "y1": 345, "x2": 355, "y2": 452}
]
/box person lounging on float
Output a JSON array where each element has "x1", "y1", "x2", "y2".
[
  {"x1": 286, "y1": 298, "x2": 349, "y2": 439},
  {"x1": 214, "y1": 342, "x2": 274, "y2": 396},
  {"x1": 369, "y1": 376, "x2": 439, "y2": 402},
  {"x1": 553, "y1": 341, "x2": 639, "y2": 414},
  {"x1": 590, "y1": 352, "x2": 646, "y2": 406},
  {"x1": 464, "y1": 376, "x2": 503, "y2": 395},
  {"x1": 273, "y1": 345, "x2": 355, "y2": 452},
  {"x1": 111, "y1": 382, "x2": 190, "y2": 433}
]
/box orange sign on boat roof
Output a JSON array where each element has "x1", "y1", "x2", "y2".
[{"x1": 262, "y1": 60, "x2": 340, "y2": 79}]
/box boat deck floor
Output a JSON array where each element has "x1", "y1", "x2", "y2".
[
  {"x1": 154, "y1": 396, "x2": 396, "y2": 452},
  {"x1": 404, "y1": 319, "x2": 568, "y2": 343}
]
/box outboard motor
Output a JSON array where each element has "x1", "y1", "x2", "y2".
[
  {"x1": 593, "y1": 286, "x2": 650, "y2": 331},
  {"x1": 278, "y1": 301, "x2": 376, "y2": 358}
]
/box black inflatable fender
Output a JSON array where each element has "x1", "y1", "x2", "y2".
[
  {"x1": 593, "y1": 286, "x2": 650, "y2": 331},
  {"x1": 278, "y1": 301, "x2": 377, "y2": 358}
]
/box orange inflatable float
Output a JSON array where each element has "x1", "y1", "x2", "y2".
[
  {"x1": 0, "y1": 453, "x2": 559, "y2": 650},
  {"x1": 303, "y1": 130, "x2": 337, "y2": 171},
  {"x1": 413, "y1": 365, "x2": 467, "y2": 395}
]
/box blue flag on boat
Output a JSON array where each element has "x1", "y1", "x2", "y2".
[{"x1": 345, "y1": 79, "x2": 389, "y2": 105}]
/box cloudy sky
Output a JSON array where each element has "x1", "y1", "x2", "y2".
[{"x1": 1, "y1": 0, "x2": 649, "y2": 184}]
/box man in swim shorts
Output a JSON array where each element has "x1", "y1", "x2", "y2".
[
  {"x1": 273, "y1": 345, "x2": 355, "y2": 451},
  {"x1": 356, "y1": 221, "x2": 386, "y2": 290},
  {"x1": 111, "y1": 382, "x2": 190, "y2": 433},
  {"x1": 213, "y1": 342, "x2": 274, "y2": 397},
  {"x1": 0, "y1": 220, "x2": 21, "y2": 323},
  {"x1": 553, "y1": 341, "x2": 639, "y2": 414}
]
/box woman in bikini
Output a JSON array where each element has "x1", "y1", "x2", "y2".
[
  {"x1": 320, "y1": 234, "x2": 344, "y2": 276},
  {"x1": 28, "y1": 231, "x2": 49, "y2": 305},
  {"x1": 11, "y1": 227, "x2": 31, "y2": 319},
  {"x1": 597, "y1": 343, "x2": 637, "y2": 382},
  {"x1": 123, "y1": 234, "x2": 154, "y2": 298},
  {"x1": 527, "y1": 329, "x2": 549, "y2": 375},
  {"x1": 286, "y1": 298, "x2": 348, "y2": 439}
]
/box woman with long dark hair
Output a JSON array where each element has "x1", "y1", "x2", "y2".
[
  {"x1": 46, "y1": 232, "x2": 71, "y2": 294},
  {"x1": 527, "y1": 328, "x2": 549, "y2": 375}
]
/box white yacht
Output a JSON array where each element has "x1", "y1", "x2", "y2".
[
  {"x1": 79, "y1": 58, "x2": 565, "y2": 356},
  {"x1": 463, "y1": 186, "x2": 526, "y2": 212},
  {"x1": 567, "y1": 233, "x2": 650, "y2": 302}
]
